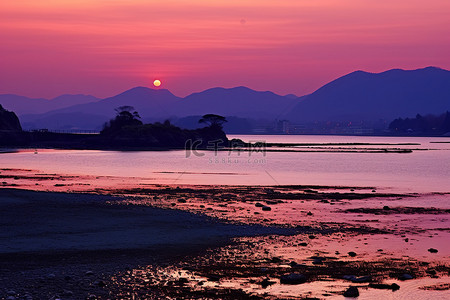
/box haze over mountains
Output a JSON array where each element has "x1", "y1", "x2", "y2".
[{"x1": 1, "y1": 67, "x2": 449, "y2": 133}]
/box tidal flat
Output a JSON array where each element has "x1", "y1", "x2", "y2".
[{"x1": 0, "y1": 168, "x2": 448, "y2": 299}]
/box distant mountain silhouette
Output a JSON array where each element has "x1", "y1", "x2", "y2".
[
  {"x1": 0, "y1": 94, "x2": 99, "y2": 115},
  {"x1": 172, "y1": 86, "x2": 297, "y2": 119},
  {"x1": 32, "y1": 87, "x2": 181, "y2": 118},
  {"x1": 3, "y1": 67, "x2": 450, "y2": 132},
  {"x1": 16, "y1": 86, "x2": 296, "y2": 130},
  {"x1": 19, "y1": 87, "x2": 181, "y2": 130},
  {"x1": 285, "y1": 67, "x2": 450, "y2": 122},
  {"x1": 21, "y1": 112, "x2": 110, "y2": 131},
  {"x1": 49, "y1": 94, "x2": 100, "y2": 109}
]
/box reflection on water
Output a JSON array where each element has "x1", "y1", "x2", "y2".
[
  {"x1": 109, "y1": 232, "x2": 450, "y2": 300},
  {"x1": 1, "y1": 136, "x2": 449, "y2": 193}
]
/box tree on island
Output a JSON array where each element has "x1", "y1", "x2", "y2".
[
  {"x1": 96, "y1": 109, "x2": 228, "y2": 148},
  {"x1": 199, "y1": 114, "x2": 227, "y2": 128},
  {"x1": 101, "y1": 106, "x2": 143, "y2": 135}
]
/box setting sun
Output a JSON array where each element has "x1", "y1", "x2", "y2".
[{"x1": 153, "y1": 79, "x2": 161, "y2": 87}]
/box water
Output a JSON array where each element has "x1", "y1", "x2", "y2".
[{"x1": 1, "y1": 135, "x2": 449, "y2": 193}]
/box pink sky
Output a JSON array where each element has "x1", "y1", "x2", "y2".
[{"x1": 1, "y1": 0, "x2": 449, "y2": 98}]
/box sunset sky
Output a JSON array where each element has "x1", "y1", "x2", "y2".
[{"x1": 1, "y1": 0, "x2": 449, "y2": 98}]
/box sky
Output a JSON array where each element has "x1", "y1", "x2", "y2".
[{"x1": 1, "y1": 0, "x2": 450, "y2": 99}]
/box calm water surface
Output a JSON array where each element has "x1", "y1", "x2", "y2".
[{"x1": 1, "y1": 135, "x2": 449, "y2": 193}]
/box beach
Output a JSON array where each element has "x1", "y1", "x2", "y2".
[
  {"x1": 0, "y1": 187, "x2": 293, "y2": 299},
  {"x1": 0, "y1": 166, "x2": 449, "y2": 299}
]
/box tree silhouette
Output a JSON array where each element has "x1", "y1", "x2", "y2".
[
  {"x1": 114, "y1": 106, "x2": 141, "y2": 120},
  {"x1": 199, "y1": 114, "x2": 227, "y2": 128},
  {"x1": 101, "y1": 106, "x2": 143, "y2": 135}
]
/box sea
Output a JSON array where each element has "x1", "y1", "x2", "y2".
[{"x1": 1, "y1": 135, "x2": 449, "y2": 193}]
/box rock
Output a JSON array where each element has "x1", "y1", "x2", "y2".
[
  {"x1": 177, "y1": 198, "x2": 186, "y2": 203},
  {"x1": 426, "y1": 269, "x2": 437, "y2": 276},
  {"x1": 354, "y1": 276, "x2": 371, "y2": 283},
  {"x1": 343, "y1": 286, "x2": 359, "y2": 297},
  {"x1": 85, "y1": 270, "x2": 94, "y2": 276},
  {"x1": 280, "y1": 273, "x2": 307, "y2": 285},
  {"x1": 343, "y1": 275, "x2": 357, "y2": 282},
  {"x1": 343, "y1": 275, "x2": 371, "y2": 283},
  {"x1": 24, "y1": 294, "x2": 33, "y2": 300},
  {"x1": 255, "y1": 202, "x2": 264, "y2": 207},
  {"x1": 312, "y1": 257, "x2": 324, "y2": 265},
  {"x1": 6, "y1": 296, "x2": 16, "y2": 300},
  {"x1": 47, "y1": 273, "x2": 56, "y2": 279},
  {"x1": 62, "y1": 290, "x2": 73, "y2": 297},
  {"x1": 348, "y1": 251, "x2": 357, "y2": 257},
  {"x1": 7, "y1": 291, "x2": 16, "y2": 296},
  {"x1": 404, "y1": 238, "x2": 409, "y2": 242},
  {"x1": 260, "y1": 278, "x2": 275, "y2": 288},
  {"x1": 270, "y1": 257, "x2": 282, "y2": 263},
  {"x1": 262, "y1": 206, "x2": 271, "y2": 211},
  {"x1": 207, "y1": 274, "x2": 221, "y2": 282},
  {"x1": 399, "y1": 273, "x2": 413, "y2": 280},
  {"x1": 308, "y1": 235, "x2": 316, "y2": 239},
  {"x1": 94, "y1": 280, "x2": 106, "y2": 287},
  {"x1": 306, "y1": 211, "x2": 313, "y2": 216},
  {"x1": 428, "y1": 248, "x2": 438, "y2": 253},
  {"x1": 369, "y1": 283, "x2": 400, "y2": 291},
  {"x1": 298, "y1": 242, "x2": 308, "y2": 246},
  {"x1": 383, "y1": 205, "x2": 390, "y2": 210}
]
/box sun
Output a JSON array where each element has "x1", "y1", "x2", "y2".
[{"x1": 153, "y1": 79, "x2": 161, "y2": 87}]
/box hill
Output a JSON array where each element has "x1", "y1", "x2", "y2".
[
  {"x1": 285, "y1": 67, "x2": 450, "y2": 123},
  {"x1": 0, "y1": 105, "x2": 22, "y2": 131},
  {"x1": 0, "y1": 105, "x2": 23, "y2": 146},
  {"x1": 173, "y1": 86, "x2": 297, "y2": 119},
  {"x1": 0, "y1": 94, "x2": 99, "y2": 115},
  {"x1": 3, "y1": 67, "x2": 450, "y2": 134},
  {"x1": 16, "y1": 86, "x2": 296, "y2": 131}
]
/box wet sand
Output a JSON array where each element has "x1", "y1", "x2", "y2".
[{"x1": 0, "y1": 168, "x2": 449, "y2": 299}]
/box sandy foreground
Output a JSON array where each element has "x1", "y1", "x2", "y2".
[
  {"x1": 0, "y1": 188, "x2": 288, "y2": 254},
  {"x1": 0, "y1": 168, "x2": 449, "y2": 299},
  {"x1": 0, "y1": 188, "x2": 291, "y2": 299}
]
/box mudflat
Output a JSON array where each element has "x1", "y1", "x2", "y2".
[{"x1": 0, "y1": 169, "x2": 449, "y2": 299}]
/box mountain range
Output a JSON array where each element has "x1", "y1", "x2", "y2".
[
  {"x1": 286, "y1": 66, "x2": 450, "y2": 122},
  {"x1": 1, "y1": 66, "x2": 449, "y2": 132}
]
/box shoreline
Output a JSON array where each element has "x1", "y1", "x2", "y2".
[{"x1": 1, "y1": 169, "x2": 449, "y2": 299}]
